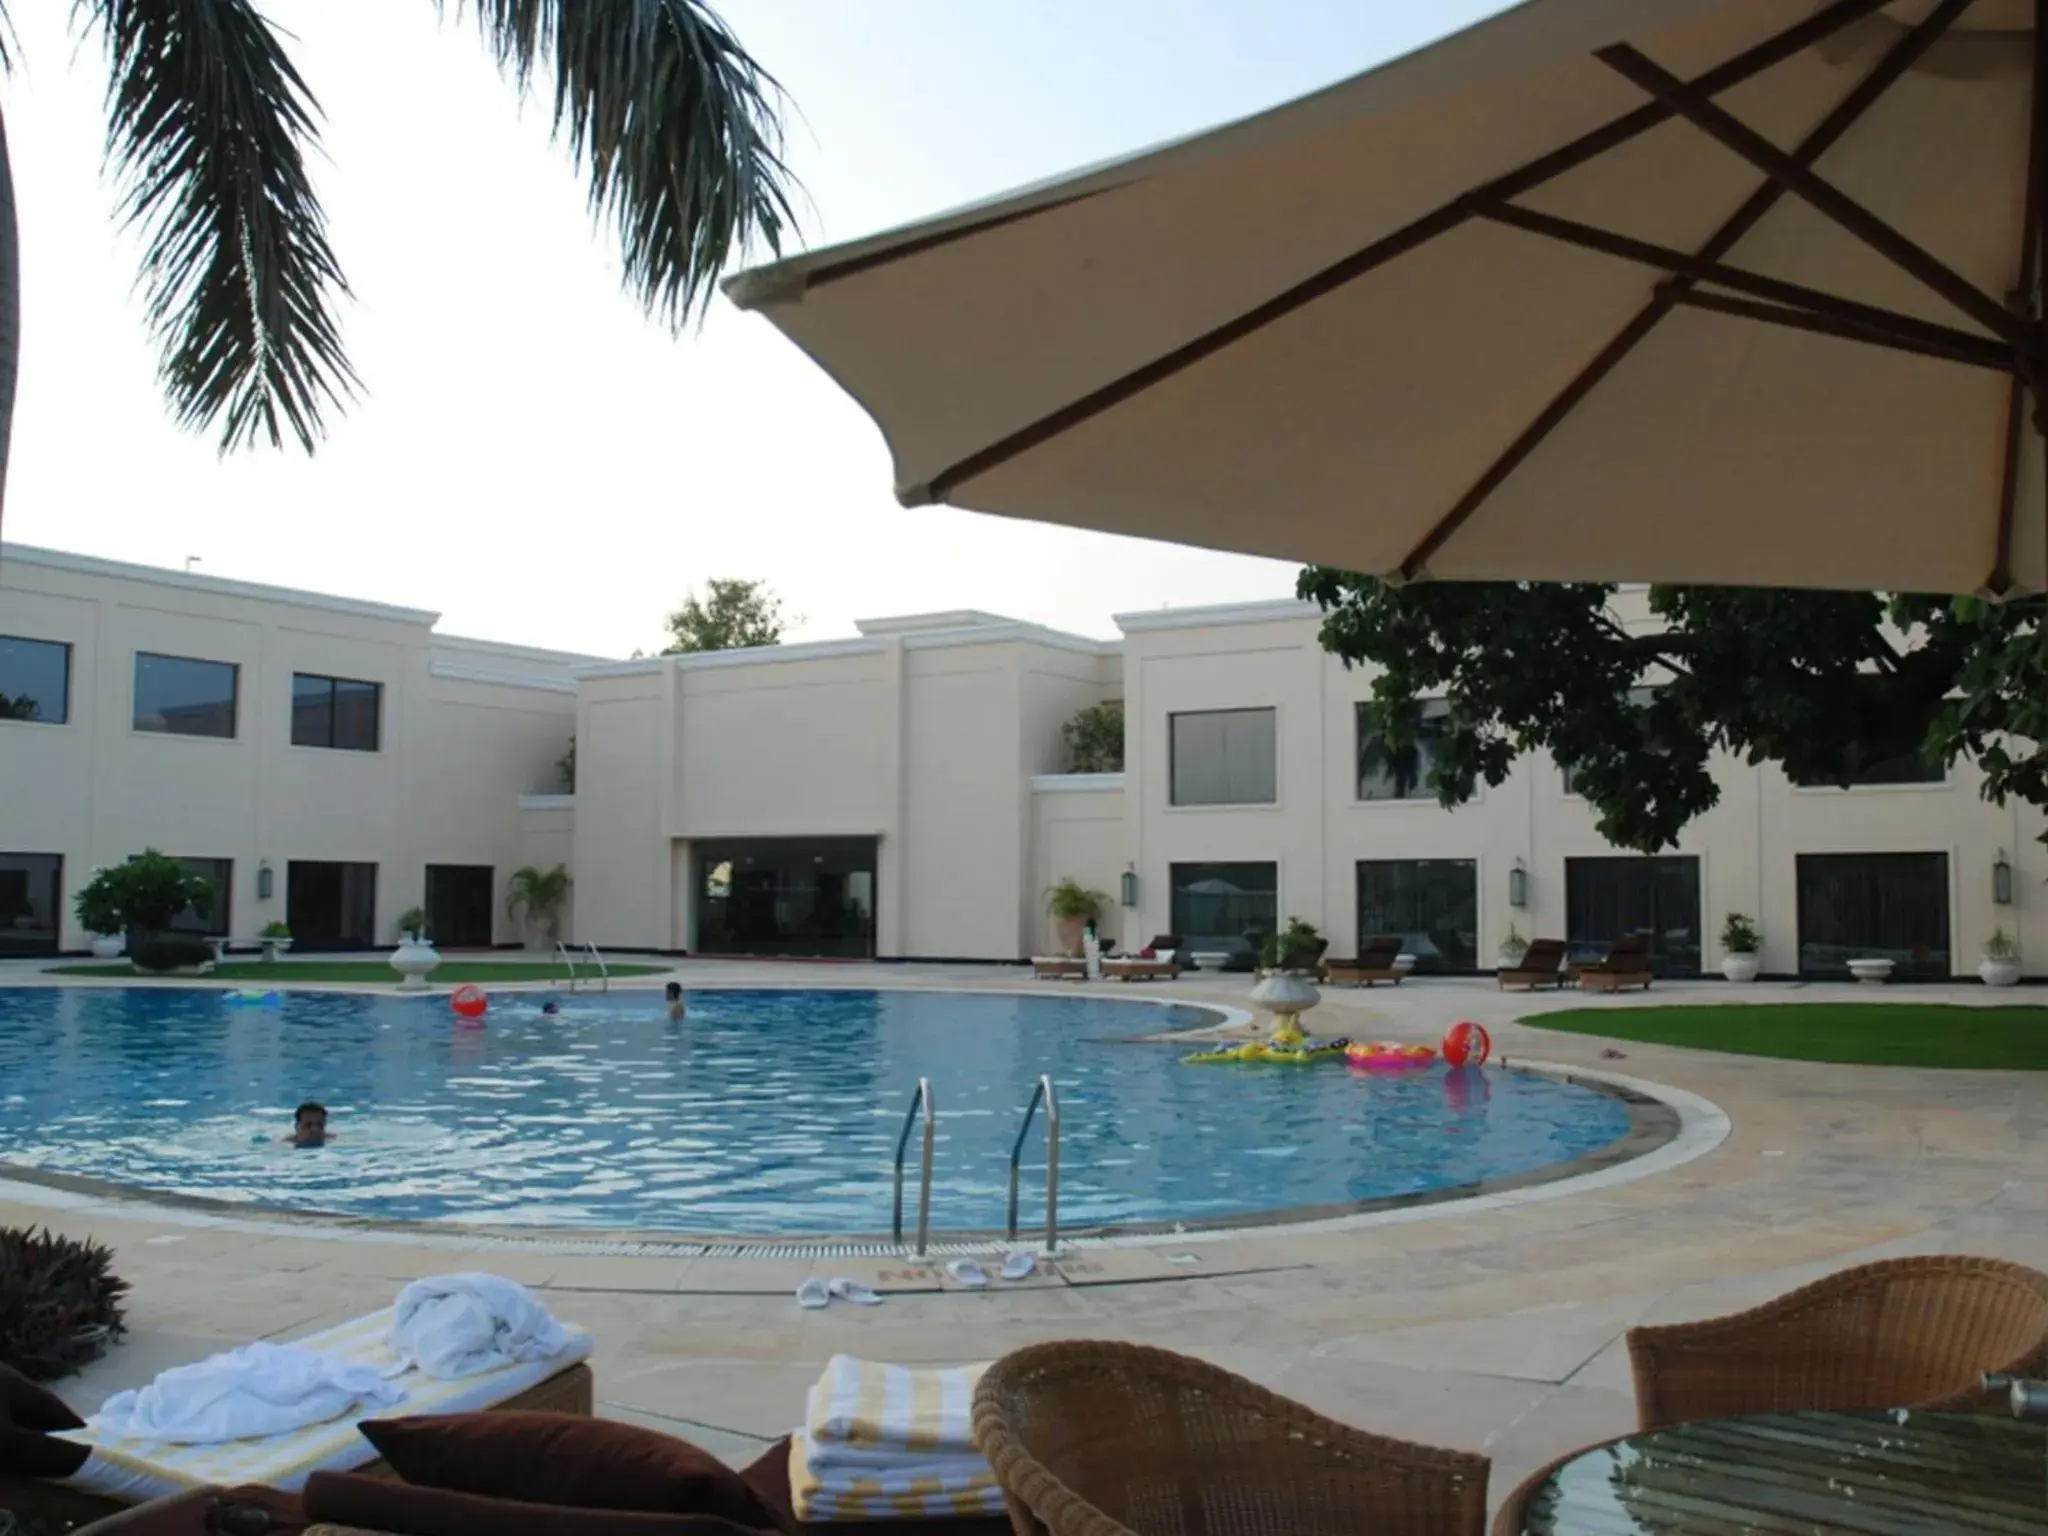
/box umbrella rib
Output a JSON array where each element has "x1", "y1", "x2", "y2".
[
  {"x1": 914, "y1": 0, "x2": 1896, "y2": 505},
  {"x1": 1988, "y1": 0, "x2": 2048, "y2": 598},
  {"x1": 1670, "y1": 289, "x2": 2012, "y2": 373},
  {"x1": 1597, "y1": 43, "x2": 2027, "y2": 351},
  {"x1": 1394, "y1": 0, "x2": 1974, "y2": 584}
]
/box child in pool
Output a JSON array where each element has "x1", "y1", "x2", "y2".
[{"x1": 665, "y1": 981, "x2": 685, "y2": 1021}]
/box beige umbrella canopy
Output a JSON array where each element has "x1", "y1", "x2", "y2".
[{"x1": 728, "y1": 0, "x2": 2048, "y2": 597}]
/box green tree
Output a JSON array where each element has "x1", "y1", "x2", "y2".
[
  {"x1": 1297, "y1": 571, "x2": 2047, "y2": 854},
  {"x1": 662, "y1": 578, "x2": 788, "y2": 654},
  {"x1": 1061, "y1": 700, "x2": 1124, "y2": 773},
  {"x1": 506, "y1": 862, "x2": 573, "y2": 942},
  {"x1": 73, "y1": 850, "x2": 216, "y2": 937},
  {"x1": 0, "y1": 1, "x2": 795, "y2": 530}
]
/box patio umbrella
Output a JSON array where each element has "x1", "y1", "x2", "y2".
[{"x1": 727, "y1": 0, "x2": 2048, "y2": 598}]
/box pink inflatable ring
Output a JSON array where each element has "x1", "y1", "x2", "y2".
[{"x1": 1343, "y1": 1042, "x2": 1437, "y2": 1070}]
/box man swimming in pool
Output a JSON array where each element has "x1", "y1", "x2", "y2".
[
  {"x1": 665, "y1": 982, "x2": 686, "y2": 1021},
  {"x1": 283, "y1": 1101, "x2": 329, "y2": 1148}
]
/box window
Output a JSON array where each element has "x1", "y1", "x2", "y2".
[
  {"x1": 1169, "y1": 709, "x2": 1276, "y2": 806},
  {"x1": 286, "y1": 861, "x2": 379, "y2": 950},
  {"x1": 292, "y1": 672, "x2": 382, "y2": 751},
  {"x1": 1561, "y1": 687, "x2": 1660, "y2": 794},
  {"x1": 134, "y1": 652, "x2": 238, "y2": 737},
  {"x1": 1356, "y1": 860, "x2": 1477, "y2": 972},
  {"x1": 1797, "y1": 852, "x2": 1950, "y2": 979},
  {"x1": 1169, "y1": 862, "x2": 1278, "y2": 962},
  {"x1": 0, "y1": 636, "x2": 71, "y2": 724},
  {"x1": 0, "y1": 853, "x2": 62, "y2": 957},
  {"x1": 1789, "y1": 746, "x2": 1944, "y2": 788},
  {"x1": 425, "y1": 865, "x2": 495, "y2": 948},
  {"x1": 1357, "y1": 700, "x2": 1447, "y2": 801},
  {"x1": 1565, "y1": 856, "x2": 1702, "y2": 976},
  {"x1": 163, "y1": 857, "x2": 232, "y2": 937},
  {"x1": 694, "y1": 838, "x2": 877, "y2": 958}
]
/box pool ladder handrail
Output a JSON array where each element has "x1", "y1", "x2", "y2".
[
  {"x1": 555, "y1": 941, "x2": 611, "y2": 992},
  {"x1": 891, "y1": 1077, "x2": 936, "y2": 1258},
  {"x1": 1006, "y1": 1074, "x2": 1061, "y2": 1254}
]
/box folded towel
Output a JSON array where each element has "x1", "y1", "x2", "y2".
[
  {"x1": 804, "y1": 1355, "x2": 986, "y2": 1454},
  {"x1": 803, "y1": 1440, "x2": 989, "y2": 1477},
  {"x1": 390, "y1": 1273, "x2": 569, "y2": 1381},
  {"x1": 790, "y1": 1430, "x2": 1005, "y2": 1522},
  {"x1": 96, "y1": 1343, "x2": 405, "y2": 1445}
]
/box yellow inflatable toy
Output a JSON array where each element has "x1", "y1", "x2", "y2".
[{"x1": 1184, "y1": 1022, "x2": 1352, "y2": 1066}]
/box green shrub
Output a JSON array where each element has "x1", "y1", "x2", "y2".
[
  {"x1": 1044, "y1": 878, "x2": 1108, "y2": 922},
  {"x1": 73, "y1": 850, "x2": 215, "y2": 938},
  {"x1": 1060, "y1": 701, "x2": 1124, "y2": 773},
  {"x1": 396, "y1": 906, "x2": 429, "y2": 941},
  {"x1": 0, "y1": 1227, "x2": 129, "y2": 1380},
  {"x1": 1721, "y1": 912, "x2": 1760, "y2": 953},
  {"x1": 130, "y1": 935, "x2": 216, "y2": 973},
  {"x1": 1259, "y1": 917, "x2": 1326, "y2": 971}
]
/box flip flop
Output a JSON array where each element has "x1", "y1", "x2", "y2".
[
  {"x1": 827, "y1": 1277, "x2": 883, "y2": 1306},
  {"x1": 946, "y1": 1258, "x2": 989, "y2": 1289},
  {"x1": 796, "y1": 1277, "x2": 830, "y2": 1310},
  {"x1": 999, "y1": 1252, "x2": 1037, "y2": 1282}
]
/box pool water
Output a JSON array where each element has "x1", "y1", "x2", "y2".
[{"x1": 0, "y1": 987, "x2": 1634, "y2": 1234}]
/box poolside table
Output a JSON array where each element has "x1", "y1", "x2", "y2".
[{"x1": 1516, "y1": 1409, "x2": 2047, "y2": 1534}]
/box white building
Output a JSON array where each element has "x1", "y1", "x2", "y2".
[{"x1": 3, "y1": 544, "x2": 2040, "y2": 978}]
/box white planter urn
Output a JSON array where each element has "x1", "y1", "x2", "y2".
[
  {"x1": 390, "y1": 934, "x2": 442, "y2": 991},
  {"x1": 1980, "y1": 955, "x2": 2022, "y2": 988},
  {"x1": 1720, "y1": 952, "x2": 1761, "y2": 983},
  {"x1": 1251, "y1": 970, "x2": 1322, "y2": 1043},
  {"x1": 1847, "y1": 957, "x2": 1895, "y2": 986},
  {"x1": 260, "y1": 937, "x2": 292, "y2": 963},
  {"x1": 89, "y1": 934, "x2": 124, "y2": 960}
]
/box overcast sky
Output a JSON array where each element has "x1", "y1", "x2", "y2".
[{"x1": 2, "y1": 1, "x2": 1509, "y2": 654}]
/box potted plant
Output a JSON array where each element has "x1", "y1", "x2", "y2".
[
  {"x1": 1497, "y1": 923, "x2": 1529, "y2": 969},
  {"x1": 507, "y1": 864, "x2": 573, "y2": 950},
  {"x1": 72, "y1": 851, "x2": 214, "y2": 957},
  {"x1": 1981, "y1": 927, "x2": 2022, "y2": 989},
  {"x1": 390, "y1": 905, "x2": 440, "y2": 991},
  {"x1": 259, "y1": 920, "x2": 293, "y2": 962},
  {"x1": 1720, "y1": 913, "x2": 1761, "y2": 982},
  {"x1": 73, "y1": 876, "x2": 126, "y2": 959},
  {"x1": 1252, "y1": 918, "x2": 1326, "y2": 1043},
  {"x1": 1258, "y1": 917, "x2": 1328, "y2": 975},
  {"x1": 1044, "y1": 878, "x2": 1107, "y2": 957}
]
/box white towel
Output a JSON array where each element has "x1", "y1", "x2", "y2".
[
  {"x1": 803, "y1": 1441, "x2": 989, "y2": 1477},
  {"x1": 95, "y1": 1342, "x2": 405, "y2": 1445},
  {"x1": 390, "y1": 1273, "x2": 569, "y2": 1381}
]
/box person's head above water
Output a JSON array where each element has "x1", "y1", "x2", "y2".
[
  {"x1": 291, "y1": 1101, "x2": 328, "y2": 1147},
  {"x1": 664, "y1": 982, "x2": 682, "y2": 1001},
  {"x1": 541, "y1": 999, "x2": 560, "y2": 1015}
]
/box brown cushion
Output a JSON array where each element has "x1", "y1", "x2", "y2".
[
  {"x1": 738, "y1": 1437, "x2": 1011, "y2": 1536},
  {"x1": 0, "y1": 1361, "x2": 89, "y2": 1479},
  {"x1": 80, "y1": 1486, "x2": 308, "y2": 1536},
  {"x1": 0, "y1": 1361, "x2": 85, "y2": 1432},
  {"x1": 306, "y1": 1471, "x2": 772, "y2": 1536},
  {"x1": 360, "y1": 1412, "x2": 779, "y2": 1528}
]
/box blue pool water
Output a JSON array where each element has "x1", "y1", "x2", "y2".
[{"x1": 0, "y1": 987, "x2": 1634, "y2": 1234}]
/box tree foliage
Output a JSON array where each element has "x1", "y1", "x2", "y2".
[
  {"x1": 1297, "y1": 570, "x2": 2047, "y2": 854},
  {"x1": 73, "y1": 849, "x2": 215, "y2": 935},
  {"x1": 662, "y1": 577, "x2": 787, "y2": 654},
  {"x1": 506, "y1": 862, "x2": 572, "y2": 938},
  {"x1": 1061, "y1": 700, "x2": 1124, "y2": 773}
]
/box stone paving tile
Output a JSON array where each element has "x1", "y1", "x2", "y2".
[{"x1": 1311, "y1": 1295, "x2": 1656, "y2": 1385}]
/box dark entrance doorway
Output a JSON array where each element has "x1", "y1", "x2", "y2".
[
  {"x1": 287, "y1": 861, "x2": 378, "y2": 951},
  {"x1": 695, "y1": 838, "x2": 878, "y2": 958},
  {"x1": 426, "y1": 865, "x2": 495, "y2": 948},
  {"x1": 0, "y1": 853, "x2": 61, "y2": 957},
  {"x1": 1797, "y1": 852, "x2": 1951, "y2": 980},
  {"x1": 1565, "y1": 856, "x2": 1703, "y2": 976}
]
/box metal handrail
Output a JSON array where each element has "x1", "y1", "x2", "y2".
[
  {"x1": 1005, "y1": 1074, "x2": 1061, "y2": 1254},
  {"x1": 891, "y1": 1077, "x2": 936, "y2": 1258},
  {"x1": 554, "y1": 941, "x2": 579, "y2": 991},
  {"x1": 582, "y1": 942, "x2": 610, "y2": 992}
]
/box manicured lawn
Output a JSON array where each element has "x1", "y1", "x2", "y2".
[
  {"x1": 1522, "y1": 1002, "x2": 2048, "y2": 1068},
  {"x1": 44, "y1": 960, "x2": 667, "y2": 984}
]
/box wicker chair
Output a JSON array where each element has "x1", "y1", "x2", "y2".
[
  {"x1": 1627, "y1": 1255, "x2": 2048, "y2": 1431},
  {"x1": 972, "y1": 1341, "x2": 1488, "y2": 1536}
]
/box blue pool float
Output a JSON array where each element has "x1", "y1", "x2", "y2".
[{"x1": 224, "y1": 989, "x2": 281, "y2": 1006}]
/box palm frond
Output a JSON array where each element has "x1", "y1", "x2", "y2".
[
  {"x1": 80, "y1": 0, "x2": 354, "y2": 452},
  {"x1": 456, "y1": 0, "x2": 795, "y2": 326}
]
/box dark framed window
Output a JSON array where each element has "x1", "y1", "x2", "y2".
[
  {"x1": 1356, "y1": 859, "x2": 1477, "y2": 972},
  {"x1": 1357, "y1": 700, "x2": 1448, "y2": 801},
  {"x1": 286, "y1": 861, "x2": 378, "y2": 950},
  {"x1": 1797, "y1": 852, "x2": 1950, "y2": 979},
  {"x1": 164, "y1": 857, "x2": 232, "y2": 937},
  {"x1": 1789, "y1": 747, "x2": 1944, "y2": 788},
  {"x1": 695, "y1": 838, "x2": 877, "y2": 959},
  {"x1": 1561, "y1": 687, "x2": 1660, "y2": 794},
  {"x1": 0, "y1": 636, "x2": 71, "y2": 724},
  {"x1": 425, "y1": 865, "x2": 495, "y2": 948},
  {"x1": 134, "y1": 652, "x2": 238, "y2": 738},
  {"x1": 292, "y1": 672, "x2": 382, "y2": 751},
  {"x1": 0, "y1": 853, "x2": 62, "y2": 957},
  {"x1": 1169, "y1": 709, "x2": 1276, "y2": 806},
  {"x1": 1169, "y1": 862, "x2": 1278, "y2": 962},
  {"x1": 1565, "y1": 856, "x2": 1702, "y2": 976}
]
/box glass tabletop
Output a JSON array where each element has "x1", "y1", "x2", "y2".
[{"x1": 1522, "y1": 1409, "x2": 2048, "y2": 1534}]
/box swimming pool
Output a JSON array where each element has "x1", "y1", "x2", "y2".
[{"x1": 0, "y1": 987, "x2": 1638, "y2": 1235}]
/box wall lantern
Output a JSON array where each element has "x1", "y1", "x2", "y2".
[
  {"x1": 1120, "y1": 867, "x2": 1140, "y2": 908},
  {"x1": 1507, "y1": 858, "x2": 1529, "y2": 910},
  {"x1": 1994, "y1": 850, "x2": 2014, "y2": 907},
  {"x1": 256, "y1": 861, "x2": 274, "y2": 901}
]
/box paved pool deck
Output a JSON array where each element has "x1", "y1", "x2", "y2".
[{"x1": 4, "y1": 960, "x2": 2046, "y2": 1517}]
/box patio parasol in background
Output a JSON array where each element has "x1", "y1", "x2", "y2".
[{"x1": 729, "y1": 0, "x2": 2048, "y2": 598}]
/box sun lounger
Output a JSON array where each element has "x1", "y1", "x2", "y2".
[
  {"x1": 1029, "y1": 956, "x2": 1087, "y2": 981},
  {"x1": 4, "y1": 1307, "x2": 593, "y2": 1525},
  {"x1": 1322, "y1": 935, "x2": 1406, "y2": 987},
  {"x1": 1101, "y1": 956, "x2": 1178, "y2": 981},
  {"x1": 1497, "y1": 937, "x2": 1573, "y2": 991},
  {"x1": 1576, "y1": 933, "x2": 1654, "y2": 992}
]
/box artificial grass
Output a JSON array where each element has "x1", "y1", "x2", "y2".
[
  {"x1": 1522, "y1": 1001, "x2": 2048, "y2": 1069},
  {"x1": 43, "y1": 960, "x2": 666, "y2": 984}
]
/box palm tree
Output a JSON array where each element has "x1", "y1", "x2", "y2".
[
  {"x1": 0, "y1": 1, "x2": 794, "y2": 531},
  {"x1": 506, "y1": 862, "x2": 573, "y2": 946}
]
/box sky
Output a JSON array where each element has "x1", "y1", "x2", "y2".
[{"x1": 1, "y1": 1, "x2": 1510, "y2": 655}]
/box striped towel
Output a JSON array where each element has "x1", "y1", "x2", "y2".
[{"x1": 791, "y1": 1357, "x2": 1004, "y2": 1521}]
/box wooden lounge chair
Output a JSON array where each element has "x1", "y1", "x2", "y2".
[
  {"x1": 1576, "y1": 933, "x2": 1654, "y2": 993},
  {"x1": 1497, "y1": 937, "x2": 1571, "y2": 991},
  {"x1": 1030, "y1": 955, "x2": 1088, "y2": 981},
  {"x1": 973, "y1": 1340, "x2": 1488, "y2": 1536},
  {"x1": 1101, "y1": 955, "x2": 1178, "y2": 982},
  {"x1": 1323, "y1": 935, "x2": 1405, "y2": 987},
  {"x1": 1627, "y1": 1255, "x2": 2048, "y2": 1431}
]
